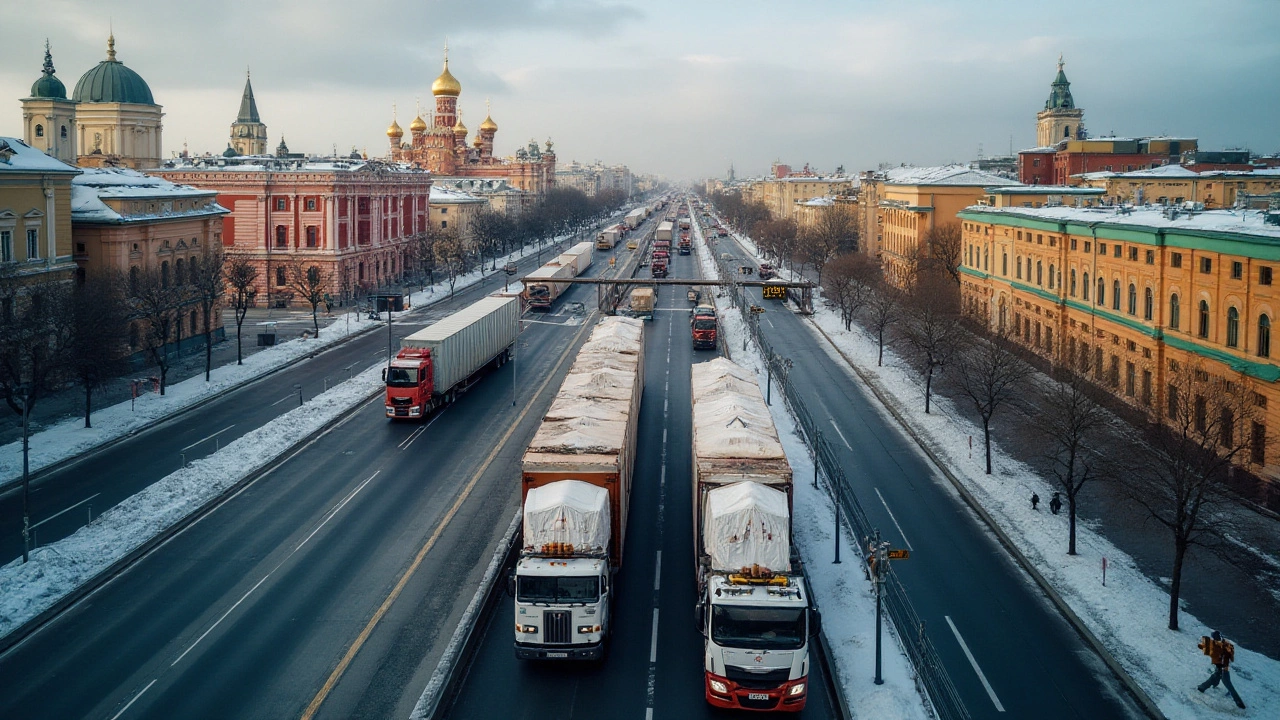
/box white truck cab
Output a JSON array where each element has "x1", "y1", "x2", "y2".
[{"x1": 513, "y1": 555, "x2": 610, "y2": 660}]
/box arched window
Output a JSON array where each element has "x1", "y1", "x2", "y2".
[
  {"x1": 1259, "y1": 315, "x2": 1271, "y2": 358},
  {"x1": 1199, "y1": 300, "x2": 1210, "y2": 338},
  {"x1": 1083, "y1": 272, "x2": 1090, "y2": 300},
  {"x1": 1097, "y1": 277, "x2": 1106, "y2": 306},
  {"x1": 1037, "y1": 261, "x2": 1043, "y2": 285},
  {"x1": 129, "y1": 266, "x2": 139, "y2": 295},
  {"x1": 276, "y1": 266, "x2": 286, "y2": 286},
  {"x1": 1144, "y1": 288, "x2": 1154, "y2": 321},
  {"x1": 1128, "y1": 283, "x2": 1137, "y2": 315},
  {"x1": 1070, "y1": 268, "x2": 1077, "y2": 296},
  {"x1": 1170, "y1": 294, "x2": 1180, "y2": 329},
  {"x1": 175, "y1": 258, "x2": 184, "y2": 286},
  {"x1": 1113, "y1": 280, "x2": 1121, "y2": 311},
  {"x1": 1002, "y1": 253, "x2": 1008, "y2": 275},
  {"x1": 1016, "y1": 257, "x2": 1022, "y2": 279},
  {"x1": 161, "y1": 261, "x2": 170, "y2": 289},
  {"x1": 1227, "y1": 307, "x2": 1240, "y2": 348},
  {"x1": 60, "y1": 125, "x2": 67, "y2": 139},
  {"x1": 983, "y1": 248, "x2": 988, "y2": 271},
  {"x1": 34, "y1": 124, "x2": 43, "y2": 138},
  {"x1": 1048, "y1": 264, "x2": 1056, "y2": 289},
  {"x1": 275, "y1": 225, "x2": 288, "y2": 248},
  {"x1": 1064, "y1": 125, "x2": 1072, "y2": 138}
]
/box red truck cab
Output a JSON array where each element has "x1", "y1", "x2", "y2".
[
  {"x1": 384, "y1": 348, "x2": 435, "y2": 419},
  {"x1": 691, "y1": 306, "x2": 718, "y2": 350},
  {"x1": 757, "y1": 263, "x2": 777, "y2": 281}
]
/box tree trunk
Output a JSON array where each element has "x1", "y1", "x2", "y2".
[
  {"x1": 312, "y1": 305, "x2": 319, "y2": 336},
  {"x1": 235, "y1": 317, "x2": 244, "y2": 365},
  {"x1": 204, "y1": 326, "x2": 213, "y2": 382},
  {"x1": 983, "y1": 416, "x2": 992, "y2": 474},
  {"x1": 1168, "y1": 539, "x2": 1187, "y2": 630},
  {"x1": 84, "y1": 385, "x2": 92, "y2": 429},
  {"x1": 877, "y1": 329, "x2": 885, "y2": 367},
  {"x1": 924, "y1": 365, "x2": 934, "y2": 414},
  {"x1": 159, "y1": 364, "x2": 168, "y2": 395},
  {"x1": 1068, "y1": 494, "x2": 1078, "y2": 555}
]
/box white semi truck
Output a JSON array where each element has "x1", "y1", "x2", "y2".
[
  {"x1": 692, "y1": 358, "x2": 817, "y2": 712},
  {"x1": 512, "y1": 316, "x2": 645, "y2": 660}
]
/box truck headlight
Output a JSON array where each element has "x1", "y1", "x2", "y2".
[
  {"x1": 409, "y1": 406, "x2": 420, "y2": 415},
  {"x1": 708, "y1": 679, "x2": 728, "y2": 695},
  {"x1": 577, "y1": 625, "x2": 601, "y2": 634},
  {"x1": 788, "y1": 682, "x2": 806, "y2": 696},
  {"x1": 385, "y1": 406, "x2": 394, "y2": 414},
  {"x1": 518, "y1": 624, "x2": 537, "y2": 634}
]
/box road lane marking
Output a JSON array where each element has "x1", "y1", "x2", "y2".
[
  {"x1": 874, "y1": 487, "x2": 914, "y2": 551},
  {"x1": 653, "y1": 551, "x2": 662, "y2": 591},
  {"x1": 300, "y1": 309, "x2": 599, "y2": 720},
  {"x1": 649, "y1": 608, "x2": 660, "y2": 662},
  {"x1": 180, "y1": 425, "x2": 237, "y2": 454},
  {"x1": 397, "y1": 413, "x2": 443, "y2": 451},
  {"x1": 829, "y1": 419, "x2": 853, "y2": 450},
  {"x1": 269, "y1": 393, "x2": 296, "y2": 407},
  {"x1": 109, "y1": 679, "x2": 157, "y2": 720},
  {"x1": 945, "y1": 615, "x2": 1005, "y2": 712},
  {"x1": 645, "y1": 308, "x2": 673, "y2": 716}
]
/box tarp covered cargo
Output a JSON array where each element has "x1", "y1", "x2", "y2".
[
  {"x1": 523, "y1": 479, "x2": 611, "y2": 553},
  {"x1": 703, "y1": 481, "x2": 791, "y2": 573}
]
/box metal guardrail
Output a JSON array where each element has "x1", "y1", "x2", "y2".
[{"x1": 713, "y1": 247, "x2": 971, "y2": 720}]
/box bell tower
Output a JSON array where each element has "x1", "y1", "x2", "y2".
[
  {"x1": 22, "y1": 41, "x2": 78, "y2": 162},
  {"x1": 229, "y1": 69, "x2": 268, "y2": 155},
  {"x1": 1036, "y1": 55, "x2": 1085, "y2": 147}
]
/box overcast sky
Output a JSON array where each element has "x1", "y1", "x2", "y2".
[{"x1": 1, "y1": 0, "x2": 1276, "y2": 180}]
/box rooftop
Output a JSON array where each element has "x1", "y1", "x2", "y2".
[
  {"x1": 881, "y1": 164, "x2": 1022, "y2": 187},
  {"x1": 960, "y1": 204, "x2": 1280, "y2": 241},
  {"x1": 0, "y1": 136, "x2": 80, "y2": 174},
  {"x1": 71, "y1": 167, "x2": 226, "y2": 223},
  {"x1": 986, "y1": 185, "x2": 1105, "y2": 195}
]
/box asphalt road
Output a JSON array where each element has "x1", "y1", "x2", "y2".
[
  {"x1": 446, "y1": 237, "x2": 839, "y2": 718},
  {"x1": 0, "y1": 227, "x2": 625, "y2": 566},
  {"x1": 707, "y1": 213, "x2": 1145, "y2": 719}
]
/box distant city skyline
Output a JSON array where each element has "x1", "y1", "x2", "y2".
[{"x1": 1, "y1": 0, "x2": 1276, "y2": 180}]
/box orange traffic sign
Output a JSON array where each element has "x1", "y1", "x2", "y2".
[{"x1": 887, "y1": 549, "x2": 910, "y2": 560}]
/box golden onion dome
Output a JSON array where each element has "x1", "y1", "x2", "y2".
[
  {"x1": 432, "y1": 59, "x2": 462, "y2": 96},
  {"x1": 480, "y1": 113, "x2": 498, "y2": 133},
  {"x1": 453, "y1": 117, "x2": 467, "y2": 135},
  {"x1": 386, "y1": 119, "x2": 403, "y2": 138},
  {"x1": 473, "y1": 134, "x2": 483, "y2": 148},
  {"x1": 409, "y1": 114, "x2": 427, "y2": 132}
]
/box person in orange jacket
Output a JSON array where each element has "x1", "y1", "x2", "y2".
[{"x1": 1197, "y1": 630, "x2": 1246, "y2": 709}]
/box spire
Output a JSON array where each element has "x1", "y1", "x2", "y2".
[
  {"x1": 107, "y1": 32, "x2": 117, "y2": 62},
  {"x1": 237, "y1": 70, "x2": 261, "y2": 123},
  {"x1": 42, "y1": 39, "x2": 55, "y2": 76},
  {"x1": 1044, "y1": 55, "x2": 1075, "y2": 110}
]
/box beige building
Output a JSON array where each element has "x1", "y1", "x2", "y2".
[
  {"x1": 0, "y1": 137, "x2": 79, "y2": 296},
  {"x1": 429, "y1": 186, "x2": 488, "y2": 244},
  {"x1": 1075, "y1": 165, "x2": 1280, "y2": 209},
  {"x1": 71, "y1": 167, "x2": 229, "y2": 350},
  {"x1": 433, "y1": 177, "x2": 528, "y2": 216},
  {"x1": 742, "y1": 176, "x2": 855, "y2": 221}
]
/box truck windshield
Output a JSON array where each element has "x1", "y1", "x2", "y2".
[
  {"x1": 528, "y1": 285, "x2": 550, "y2": 298},
  {"x1": 386, "y1": 367, "x2": 418, "y2": 388},
  {"x1": 711, "y1": 606, "x2": 805, "y2": 650},
  {"x1": 518, "y1": 575, "x2": 600, "y2": 604},
  {"x1": 693, "y1": 319, "x2": 717, "y2": 331}
]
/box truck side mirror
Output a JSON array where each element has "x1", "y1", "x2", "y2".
[
  {"x1": 809, "y1": 609, "x2": 822, "y2": 638},
  {"x1": 696, "y1": 601, "x2": 707, "y2": 637},
  {"x1": 506, "y1": 572, "x2": 516, "y2": 598},
  {"x1": 381, "y1": 368, "x2": 387, "y2": 382}
]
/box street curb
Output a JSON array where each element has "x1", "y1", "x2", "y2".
[
  {"x1": 0, "y1": 261, "x2": 525, "y2": 496},
  {"x1": 0, "y1": 383, "x2": 384, "y2": 657},
  {"x1": 805, "y1": 320, "x2": 1168, "y2": 720},
  {"x1": 412, "y1": 510, "x2": 522, "y2": 720}
]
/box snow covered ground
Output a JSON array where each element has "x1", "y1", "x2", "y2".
[
  {"x1": 692, "y1": 216, "x2": 932, "y2": 719},
  {"x1": 700, "y1": 205, "x2": 1280, "y2": 718},
  {"x1": 0, "y1": 363, "x2": 384, "y2": 640},
  {"x1": 0, "y1": 240, "x2": 560, "y2": 487}
]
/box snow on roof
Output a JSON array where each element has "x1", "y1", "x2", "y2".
[
  {"x1": 987, "y1": 185, "x2": 1104, "y2": 195},
  {"x1": 961, "y1": 205, "x2": 1280, "y2": 241},
  {"x1": 1019, "y1": 146, "x2": 1059, "y2": 154},
  {"x1": 802, "y1": 196, "x2": 836, "y2": 207},
  {"x1": 1114, "y1": 164, "x2": 1199, "y2": 178},
  {"x1": 0, "y1": 137, "x2": 80, "y2": 174},
  {"x1": 429, "y1": 186, "x2": 484, "y2": 204},
  {"x1": 71, "y1": 167, "x2": 226, "y2": 223},
  {"x1": 691, "y1": 358, "x2": 787, "y2": 462},
  {"x1": 882, "y1": 164, "x2": 1022, "y2": 187}
]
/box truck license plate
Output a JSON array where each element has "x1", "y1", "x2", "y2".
[
  {"x1": 747, "y1": 693, "x2": 769, "y2": 701},
  {"x1": 546, "y1": 652, "x2": 568, "y2": 658}
]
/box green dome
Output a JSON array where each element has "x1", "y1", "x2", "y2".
[
  {"x1": 30, "y1": 43, "x2": 66, "y2": 99},
  {"x1": 72, "y1": 36, "x2": 155, "y2": 105}
]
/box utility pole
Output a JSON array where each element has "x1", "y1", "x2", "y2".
[
  {"x1": 873, "y1": 530, "x2": 887, "y2": 685},
  {"x1": 21, "y1": 389, "x2": 31, "y2": 563}
]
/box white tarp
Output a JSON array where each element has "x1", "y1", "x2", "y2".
[
  {"x1": 692, "y1": 358, "x2": 786, "y2": 461},
  {"x1": 704, "y1": 481, "x2": 791, "y2": 573},
  {"x1": 523, "y1": 480, "x2": 611, "y2": 552}
]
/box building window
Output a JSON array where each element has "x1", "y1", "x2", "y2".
[
  {"x1": 0, "y1": 230, "x2": 11, "y2": 263},
  {"x1": 1128, "y1": 283, "x2": 1137, "y2": 315},
  {"x1": 1200, "y1": 257, "x2": 1212, "y2": 274},
  {"x1": 1099, "y1": 243, "x2": 1107, "y2": 256},
  {"x1": 306, "y1": 198, "x2": 317, "y2": 211},
  {"x1": 1071, "y1": 238, "x2": 1078, "y2": 250},
  {"x1": 1261, "y1": 267, "x2": 1273, "y2": 285},
  {"x1": 1016, "y1": 257, "x2": 1022, "y2": 279},
  {"x1": 175, "y1": 258, "x2": 185, "y2": 285},
  {"x1": 1070, "y1": 269, "x2": 1077, "y2": 296},
  {"x1": 440, "y1": 207, "x2": 448, "y2": 214},
  {"x1": 1112, "y1": 280, "x2": 1121, "y2": 311},
  {"x1": 1109, "y1": 355, "x2": 1120, "y2": 388},
  {"x1": 1252, "y1": 422, "x2": 1267, "y2": 465},
  {"x1": 1125, "y1": 362, "x2": 1136, "y2": 397},
  {"x1": 1129, "y1": 247, "x2": 1138, "y2": 261},
  {"x1": 276, "y1": 266, "x2": 286, "y2": 286},
  {"x1": 1170, "y1": 294, "x2": 1180, "y2": 329},
  {"x1": 1097, "y1": 276, "x2": 1105, "y2": 306},
  {"x1": 983, "y1": 248, "x2": 988, "y2": 271},
  {"x1": 1144, "y1": 288, "x2": 1153, "y2": 321},
  {"x1": 1231, "y1": 261, "x2": 1243, "y2": 280},
  {"x1": 1258, "y1": 315, "x2": 1271, "y2": 358},
  {"x1": 161, "y1": 261, "x2": 170, "y2": 289},
  {"x1": 1114, "y1": 245, "x2": 1122, "y2": 258},
  {"x1": 1227, "y1": 307, "x2": 1240, "y2": 347},
  {"x1": 34, "y1": 124, "x2": 43, "y2": 137},
  {"x1": 306, "y1": 226, "x2": 318, "y2": 248},
  {"x1": 1048, "y1": 264, "x2": 1056, "y2": 289},
  {"x1": 1084, "y1": 241, "x2": 1091, "y2": 253},
  {"x1": 61, "y1": 125, "x2": 67, "y2": 139},
  {"x1": 1171, "y1": 252, "x2": 1182, "y2": 268},
  {"x1": 1083, "y1": 272, "x2": 1090, "y2": 300},
  {"x1": 1142, "y1": 370, "x2": 1152, "y2": 406},
  {"x1": 276, "y1": 197, "x2": 287, "y2": 211},
  {"x1": 1146, "y1": 250, "x2": 1155, "y2": 265},
  {"x1": 1037, "y1": 261, "x2": 1043, "y2": 285},
  {"x1": 276, "y1": 225, "x2": 288, "y2": 248},
  {"x1": 441, "y1": 221, "x2": 448, "y2": 229},
  {"x1": 26, "y1": 228, "x2": 39, "y2": 260},
  {"x1": 1001, "y1": 253, "x2": 1007, "y2": 275},
  {"x1": 1199, "y1": 300, "x2": 1210, "y2": 338}
]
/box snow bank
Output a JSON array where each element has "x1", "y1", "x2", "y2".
[{"x1": 0, "y1": 363, "x2": 384, "y2": 640}]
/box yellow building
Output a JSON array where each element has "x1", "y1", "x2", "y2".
[
  {"x1": 429, "y1": 186, "x2": 488, "y2": 245},
  {"x1": 958, "y1": 204, "x2": 1280, "y2": 480},
  {"x1": 0, "y1": 137, "x2": 79, "y2": 292},
  {"x1": 1075, "y1": 165, "x2": 1280, "y2": 209},
  {"x1": 741, "y1": 176, "x2": 855, "y2": 222},
  {"x1": 866, "y1": 165, "x2": 1020, "y2": 287},
  {"x1": 978, "y1": 185, "x2": 1105, "y2": 208}
]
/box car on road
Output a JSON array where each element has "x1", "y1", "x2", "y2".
[
  {"x1": 504, "y1": 262, "x2": 518, "y2": 275},
  {"x1": 626, "y1": 239, "x2": 638, "y2": 250}
]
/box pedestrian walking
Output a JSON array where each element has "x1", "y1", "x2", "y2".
[
  {"x1": 1031, "y1": 493, "x2": 1040, "y2": 510},
  {"x1": 1049, "y1": 492, "x2": 1062, "y2": 515},
  {"x1": 1197, "y1": 631, "x2": 1246, "y2": 709}
]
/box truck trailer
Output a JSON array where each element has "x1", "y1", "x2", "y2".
[
  {"x1": 384, "y1": 295, "x2": 519, "y2": 419},
  {"x1": 656, "y1": 221, "x2": 674, "y2": 243},
  {"x1": 513, "y1": 317, "x2": 646, "y2": 660},
  {"x1": 597, "y1": 226, "x2": 621, "y2": 250},
  {"x1": 523, "y1": 262, "x2": 576, "y2": 310},
  {"x1": 625, "y1": 208, "x2": 646, "y2": 229},
  {"x1": 560, "y1": 241, "x2": 595, "y2": 274},
  {"x1": 691, "y1": 358, "x2": 815, "y2": 712}
]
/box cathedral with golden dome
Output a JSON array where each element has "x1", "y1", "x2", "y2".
[{"x1": 387, "y1": 47, "x2": 556, "y2": 194}]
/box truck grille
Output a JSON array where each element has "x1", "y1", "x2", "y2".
[
  {"x1": 726, "y1": 666, "x2": 791, "y2": 689},
  {"x1": 543, "y1": 610, "x2": 572, "y2": 644}
]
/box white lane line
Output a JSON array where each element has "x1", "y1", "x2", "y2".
[
  {"x1": 180, "y1": 424, "x2": 236, "y2": 454},
  {"x1": 398, "y1": 413, "x2": 443, "y2": 450},
  {"x1": 829, "y1": 419, "x2": 853, "y2": 450},
  {"x1": 649, "y1": 608, "x2": 660, "y2": 663},
  {"x1": 945, "y1": 615, "x2": 1005, "y2": 712},
  {"x1": 874, "y1": 487, "x2": 914, "y2": 551},
  {"x1": 109, "y1": 678, "x2": 157, "y2": 720},
  {"x1": 171, "y1": 471, "x2": 380, "y2": 667},
  {"x1": 269, "y1": 393, "x2": 295, "y2": 407},
  {"x1": 653, "y1": 551, "x2": 662, "y2": 591}
]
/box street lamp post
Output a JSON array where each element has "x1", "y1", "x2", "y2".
[
  {"x1": 872, "y1": 529, "x2": 886, "y2": 685},
  {"x1": 20, "y1": 387, "x2": 31, "y2": 563}
]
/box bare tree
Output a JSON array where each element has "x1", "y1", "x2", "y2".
[
  {"x1": 225, "y1": 255, "x2": 258, "y2": 365},
  {"x1": 1125, "y1": 362, "x2": 1264, "y2": 630},
  {"x1": 66, "y1": 273, "x2": 131, "y2": 427},
  {"x1": 433, "y1": 228, "x2": 469, "y2": 297},
  {"x1": 287, "y1": 260, "x2": 330, "y2": 337},
  {"x1": 901, "y1": 272, "x2": 962, "y2": 413},
  {"x1": 807, "y1": 204, "x2": 859, "y2": 283},
  {"x1": 924, "y1": 221, "x2": 963, "y2": 286},
  {"x1": 189, "y1": 245, "x2": 226, "y2": 381},
  {"x1": 953, "y1": 329, "x2": 1029, "y2": 474},
  {"x1": 1040, "y1": 372, "x2": 1109, "y2": 555},
  {"x1": 822, "y1": 252, "x2": 878, "y2": 331},
  {"x1": 864, "y1": 286, "x2": 900, "y2": 367},
  {"x1": 131, "y1": 264, "x2": 187, "y2": 394}
]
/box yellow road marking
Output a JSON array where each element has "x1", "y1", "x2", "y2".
[{"x1": 300, "y1": 309, "x2": 599, "y2": 720}]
